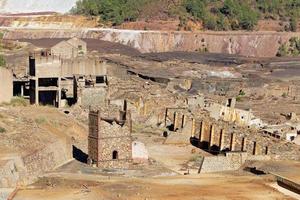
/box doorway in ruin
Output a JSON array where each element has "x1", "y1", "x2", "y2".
[
  {"x1": 39, "y1": 91, "x2": 57, "y2": 107},
  {"x1": 112, "y1": 151, "x2": 119, "y2": 160}
]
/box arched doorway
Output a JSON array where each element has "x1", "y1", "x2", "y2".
[{"x1": 112, "y1": 150, "x2": 118, "y2": 160}]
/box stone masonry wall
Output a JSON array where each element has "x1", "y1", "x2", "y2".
[{"x1": 0, "y1": 139, "x2": 72, "y2": 188}]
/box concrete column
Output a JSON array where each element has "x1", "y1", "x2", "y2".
[
  {"x1": 230, "y1": 133, "x2": 236, "y2": 151},
  {"x1": 21, "y1": 84, "x2": 24, "y2": 97},
  {"x1": 209, "y1": 124, "x2": 215, "y2": 148},
  {"x1": 58, "y1": 77, "x2": 61, "y2": 108},
  {"x1": 241, "y1": 137, "x2": 247, "y2": 152},
  {"x1": 173, "y1": 112, "x2": 178, "y2": 131},
  {"x1": 265, "y1": 146, "x2": 269, "y2": 155},
  {"x1": 128, "y1": 111, "x2": 132, "y2": 134},
  {"x1": 191, "y1": 118, "x2": 196, "y2": 137},
  {"x1": 253, "y1": 141, "x2": 257, "y2": 155},
  {"x1": 181, "y1": 114, "x2": 186, "y2": 128},
  {"x1": 35, "y1": 78, "x2": 39, "y2": 106},
  {"x1": 157, "y1": 113, "x2": 160, "y2": 125},
  {"x1": 219, "y1": 129, "x2": 225, "y2": 151},
  {"x1": 164, "y1": 108, "x2": 168, "y2": 127},
  {"x1": 200, "y1": 121, "x2": 205, "y2": 142}
]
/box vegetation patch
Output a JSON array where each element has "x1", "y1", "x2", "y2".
[
  {"x1": 9, "y1": 97, "x2": 28, "y2": 107},
  {"x1": 0, "y1": 55, "x2": 6, "y2": 67},
  {"x1": 71, "y1": 0, "x2": 300, "y2": 31},
  {"x1": 0, "y1": 127, "x2": 6, "y2": 133},
  {"x1": 35, "y1": 117, "x2": 47, "y2": 125},
  {"x1": 277, "y1": 37, "x2": 300, "y2": 57}
]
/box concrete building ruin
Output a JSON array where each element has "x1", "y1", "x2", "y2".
[
  {"x1": 204, "y1": 98, "x2": 264, "y2": 128},
  {"x1": 88, "y1": 109, "x2": 133, "y2": 169},
  {"x1": 51, "y1": 38, "x2": 87, "y2": 59},
  {"x1": 262, "y1": 125, "x2": 298, "y2": 141},
  {"x1": 28, "y1": 38, "x2": 107, "y2": 107}
]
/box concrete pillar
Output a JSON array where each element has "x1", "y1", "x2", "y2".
[
  {"x1": 21, "y1": 84, "x2": 24, "y2": 97},
  {"x1": 265, "y1": 146, "x2": 269, "y2": 155},
  {"x1": 230, "y1": 133, "x2": 236, "y2": 151},
  {"x1": 209, "y1": 124, "x2": 215, "y2": 148},
  {"x1": 200, "y1": 121, "x2": 205, "y2": 142},
  {"x1": 35, "y1": 78, "x2": 39, "y2": 106},
  {"x1": 230, "y1": 98, "x2": 236, "y2": 108},
  {"x1": 173, "y1": 112, "x2": 178, "y2": 131},
  {"x1": 127, "y1": 111, "x2": 132, "y2": 134},
  {"x1": 58, "y1": 77, "x2": 61, "y2": 108},
  {"x1": 219, "y1": 129, "x2": 225, "y2": 151},
  {"x1": 253, "y1": 141, "x2": 257, "y2": 155},
  {"x1": 181, "y1": 114, "x2": 186, "y2": 128},
  {"x1": 191, "y1": 118, "x2": 196, "y2": 137},
  {"x1": 164, "y1": 108, "x2": 168, "y2": 127},
  {"x1": 241, "y1": 137, "x2": 247, "y2": 152},
  {"x1": 157, "y1": 113, "x2": 160, "y2": 125}
]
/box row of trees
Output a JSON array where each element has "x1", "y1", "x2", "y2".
[
  {"x1": 71, "y1": 0, "x2": 147, "y2": 25},
  {"x1": 183, "y1": 0, "x2": 258, "y2": 30},
  {"x1": 71, "y1": 0, "x2": 300, "y2": 31}
]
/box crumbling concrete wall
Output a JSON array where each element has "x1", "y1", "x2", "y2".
[
  {"x1": 51, "y1": 38, "x2": 87, "y2": 59},
  {"x1": 33, "y1": 55, "x2": 107, "y2": 78},
  {"x1": 0, "y1": 68, "x2": 13, "y2": 103}
]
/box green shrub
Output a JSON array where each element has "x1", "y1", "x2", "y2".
[
  {"x1": 0, "y1": 127, "x2": 6, "y2": 133},
  {"x1": 282, "y1": 92, "x2": 288, "y2": 98},
  {"x1": 239, "y1": 90, "x2": 246, "y2": 96},
  {"x1": 236, "y1": 96, "x2": 242, "y2": 102}
]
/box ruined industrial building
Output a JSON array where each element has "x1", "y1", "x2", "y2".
[{"x1": 1, "y1": 3, "x2": 300, "y2": 200}]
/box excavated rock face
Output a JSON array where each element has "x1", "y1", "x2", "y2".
[{"x1": 4, "y1": 29, "x2": 300, "y2": 57}]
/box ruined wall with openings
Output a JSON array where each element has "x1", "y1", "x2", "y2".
[{"x1": 166, "y1": 109, "x2": 300, "y2": 161}]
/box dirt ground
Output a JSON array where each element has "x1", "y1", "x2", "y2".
[
  {"x1": 13, "y1": 173, "x2": 293, "y2": 200},
  {"x1": 248, "y1": 160, "x2": 300, "y2": 184}
]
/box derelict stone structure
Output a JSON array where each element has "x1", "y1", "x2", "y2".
[
  {"x1": 88, "y1": 110, "x2": 133, "y2": 169},
  {"x1": 165, "y1": 108, "x2": 275, "y2": 157}
]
